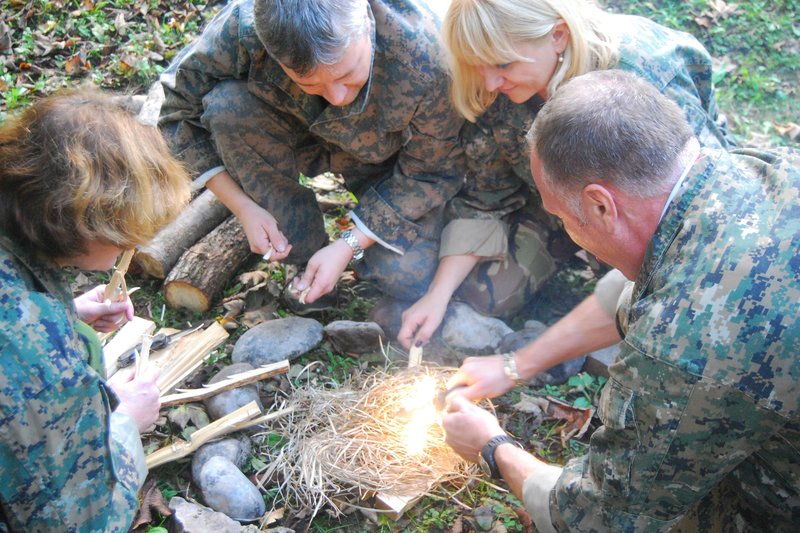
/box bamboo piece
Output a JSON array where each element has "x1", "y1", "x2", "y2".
[
  {"x1": 145, "y1": 403, "x2": 294, "y2": 469},
  {"x1": 159, "y1": 361, "x2": 290, "y2": 407},
  {"x1": 103, "y1": 249, "x2": 135, "y2": 302},
  {"x1": 155, "y1": 321, "x2": 229, "y2": 394}
]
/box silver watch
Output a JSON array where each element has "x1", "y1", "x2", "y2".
[{"x1": 340, "y1": 230, "x2": 365, "y2": 262}]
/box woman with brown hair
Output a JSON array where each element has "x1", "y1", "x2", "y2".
[{"x1": 0, "y1": 86, "x2": 191, "y2": 531}]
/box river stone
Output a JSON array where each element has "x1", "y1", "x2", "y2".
[
  {"x1": 204, "y1": 363, "x2": 263, "y2": 420},
  {"x1": 191, "y1": 435, "x2": 252, "y2": 481},
  {"x1": 232, "y1": 317, "x2": 323, "y2": 366},
  {"x1": 197, "y1": 456, "x2": 265, "y2": 522},
  {"x1": 323, "y1": 320, "x2": 385, "y2": 354},
  {"x1": 169, "y1": 496, "x2": 261, "y2": 532},
  {"x1": 499, "y1": 324, "x2": 586, "y2": 386},
  {"x1": 441, "y1": 302, "x2": 513, "y2": 353}
]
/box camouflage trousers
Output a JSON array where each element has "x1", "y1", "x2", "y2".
[
  {"x1": 455, "y1": 203, "x2": 574, "y2": 318},
  {"x1": 200, "y1": 80, "x2": 443, "y2": 300}
]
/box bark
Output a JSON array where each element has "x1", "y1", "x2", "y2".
[
  {"x1": 164, "y1": 215, "x2": 251, "y2": 312},
  {"x1": 136, "y1": 189, "x2": 231, "y2": 279}
]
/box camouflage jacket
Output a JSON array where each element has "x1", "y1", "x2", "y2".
[
  {"x1": 443, "y1": 14, "x2": 737, "y2": 258},
  {"x1": 537, "y1": 148, "x2": 800, "y2": 531},
  {"x1": 0, "y1": 234, "x2": 142, "y2": 532},
  {"x1": 159, "y1": 0, "x2": 465, "y2": 252}
]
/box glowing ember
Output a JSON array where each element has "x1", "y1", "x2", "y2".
[{"x1": 399, "y1": 376, "x2": 439, "y2": 455}]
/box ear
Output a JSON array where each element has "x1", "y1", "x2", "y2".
[
  {"x1": 552, "y1": 20, "x2": 570, "y2": 54},
  {"x1": 581, "y1": 183, "x2": 618, "y2": 232}
]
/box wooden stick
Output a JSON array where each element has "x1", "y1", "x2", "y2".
[
  {"x1": 159, "y1": 361, "x2": 289, "y2": 407},
  {"x1": 135, "y1": 334, "x2": 153, "y2": 379},
  {"x1": 408, "y1": 345, "x2": 423, "y2": 368},
  {"x1": 145, "y1": 403, "x2": 294, "y2": 469},
  {"x1": 103, "y1": 316, "x2": 156, "y2": 378},
  {"x1": 104, "y1": 249, "x2": 135, "y2": 302},
  {"x1": 155, "y1": 321, "x2": 229, "y2": 394}
]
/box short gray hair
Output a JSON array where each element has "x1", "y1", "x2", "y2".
[
  {"x1": 528, "y1": 69, "x2": 693, "y2": 206},
  {"x1": 254, "y1": 0, "x2": 369, "y2": 75}
]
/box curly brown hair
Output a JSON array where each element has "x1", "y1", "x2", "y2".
[{"x1": 0, "y1": 85, "x2": 191, "y2": 259}]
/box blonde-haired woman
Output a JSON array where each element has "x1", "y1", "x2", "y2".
[
  {"x1": 0, "y1": 86, "x2": 191, "y2": 531},
  {"x1": 398, "y1": 0, "x2": 734, "y2": 348}
]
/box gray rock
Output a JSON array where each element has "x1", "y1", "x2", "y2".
[
  {"x1": 584, "y1": 343, "x2": 621, "y2": 378},
  {"x1": 169, "y1": 496, "x2": 261, "y2": 532},
  {"x1": 192, "y1": 435, "x2": 253, "y2": 481},
  {"x1": 368, "y1": 296, "x2": 410, "y2": 342},
  {"x1": 441, "y1": 302, "x2": 513, "y2": 353},
  {"x1": 232, "y1": 317, "x2": 323, "y2": 366},
  {"x1": 323, "y1": 320, "x2": 385, "y2": 354},
  {"x1": 204, "y1": 363, "x2": 263, "y2": 420},
  {"x1": 499, "y1": 325, "x2": 585, "y2": 387},
  {"x1": 197, "y1": 456, "x2": 266, "y2": 522}
]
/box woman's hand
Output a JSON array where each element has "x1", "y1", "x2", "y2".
[
  {"x1": 398, "y1": 292, "x2": 449, "y2": 349},
  {"x1": 74, "y1": 285, "x2": 134, "y2": 332},
  {"x1": 110, "y1": 365, "x2": 161, "y2": 433}
]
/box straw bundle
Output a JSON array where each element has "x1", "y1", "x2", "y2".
[{"x1": 255, "y1": 366, "x2": 473, "y2": 516}]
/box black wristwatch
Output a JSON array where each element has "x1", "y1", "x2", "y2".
[{"x1": 479, "y1": 434, "x2": 522, "y2": 479}]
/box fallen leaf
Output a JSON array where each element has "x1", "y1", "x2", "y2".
[
  {"x1": 0, "y1": 20, "x2": 12, "y2": 52},
  {"x1": 131, "y1": 476, "x2": 172, "y2": 530},
  {"x1": 693, "y1": 14, "x2": 713, "y2": 29},
  {"x1": 167, "y1": 403, "x2": 209, "y2": 430},
  {"x1": 545, "y1": 395, "x2": 594, "y2": 447},
  {"x1": 512, "y1": 392, "x2": 549, "y2": 416},
  {"x1": 115, "y1": 12, "x2": 128, "y2": 35},
  {"x1": 239, "y1": 270, "x2": 271, "y2": 287},
  {"x1": 775, "y1": 122, "x2": 800, "y2": 141},
  {"x1": 261, "y1": 506, "x2": 285, "y2": 527},
  {"x1": 64, "y1": 50, "x2": 90, "y2": 76}
]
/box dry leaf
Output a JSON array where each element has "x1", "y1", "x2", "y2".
[
  {"x1": 131, "y1": 477, "x2": 172, "y2": 530},
  {"x1": 261, "y1": 506, "x2": 285, "y2": 527},
  {"x1": 545, "y1": 396, "x2": 594, "y2": 447},
  {"x1": 512, "y1": 392, "x2": 549, "y2": 416},
  {"x1": 0, "y1": 20, "x2": 13, "y2": 52},
  {"x1": 775, "y1": 122, "x2": 800, "y2": 141},
  {"x1": 239, "y1": 270, "x2": 271, "y2": 287},
  {"x1": 64, "y1": 50, "x2": 90, "y2": 75}
]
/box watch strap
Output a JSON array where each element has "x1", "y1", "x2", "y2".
[
  {"x1": 481, "y1": 434, "x2": 522, "y2": 479},
  {"x1": 340, "y1": 229, "x2": 365, "y2": 262}
]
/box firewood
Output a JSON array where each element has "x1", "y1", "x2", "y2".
[
  {"x1": 159, "y1": 360, "x2": 290, "y2": 407},
  {"x1": 103, "y1": 316, "x2": 156, "y2": 378},
  {"x1": 156, "y1": 321, "x2": 230, "y2": 394},
  {"x1": 135, "y1": 189, "x2": 230, "y2": 279},
  {"x1": 164, "y1": 215, "x2": 251, "y2": 312}
]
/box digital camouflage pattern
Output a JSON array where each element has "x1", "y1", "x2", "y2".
[
  {"x1": 549, "y1": 147, "x2": 800, "y2": 531},
  {"x1": 443, "y1": 14, "x2": 737, "y2": 316},
  {"x1": 0, "y1": 233, "x2": 141, "y2": 532},
  {"x1": 159, "y1": 0, "x2": 465, "y2": 296}
]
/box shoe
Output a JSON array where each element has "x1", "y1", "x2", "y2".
[{"x1": 283, "y1": 289, "x2": 339, "y2": 316}]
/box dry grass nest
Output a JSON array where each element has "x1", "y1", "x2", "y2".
[{"x1": 254, "y1": 365, "x2": 476, "y2": 517}]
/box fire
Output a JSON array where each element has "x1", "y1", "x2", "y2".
[{"x1": 399, "y1": 376, "x2": 440, "y2": 456}]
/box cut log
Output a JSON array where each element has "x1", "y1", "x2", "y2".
[
  {"x1": 135, "y1": 189, "x2": 231, "y2": 279},
  {"x1": 164, "y1": 215, "x2": 251, "y2": 312}
]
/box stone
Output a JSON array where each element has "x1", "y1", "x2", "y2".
[
  {"x1": 191, "y1": 435, "x2": 253, "y2": 481},
  {"x1": 583, "y1": 343, "x2": 622, "y2": 378},
  {"x1": 196, "y1": 456, "x2": 266, "y2": 522},
  {"x1": 498, "y1": 324, "x2": 586, "y2": 387},
  {"x1": 323, "y1": 320, "x2": 385, "y2": 354},
  {"x1": 169, "y1": 496, "x2": 261, "y2": 532},
  {"x1": 441, "y1": 302, "x2": 513, "y2": 353},
  {"x1": 368, "y1": 296, "x2": 411, "y2": 342},
  {"x1": 232, "y1": 316, "x2": 323, "y2": 366},
  {"x1": 204, "y1": 363, "x2": 263, "y2": 420}
]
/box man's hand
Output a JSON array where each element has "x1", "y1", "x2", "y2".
[
  {"x1": 110, "y1": 365, "x2": 161, "y2": 433},
  {"x1": 447, "y1": 355, "x2": 516, "y2": 401},
  {"x1": 238, "y1": 201, "x2": 292, "y2": 260},
  {"x1": 291, "y1": 239, "x2": 352, "y2": 303},
  {"x1": 398, "y1": 292, "x2": 449, "y2": 349},
  {"x1": 442, "y1": 394, "x2": 505, "y2": 462},
  {"x1": 74, "y1": 285, "x2": 134, "y2": 333}
]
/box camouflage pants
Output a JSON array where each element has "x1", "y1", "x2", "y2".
[
  {"x1": 200, "y1": 80, "x2": 442, "y2": 299},
  {"x1": 455, "y1": 202, "x2": 573, "y2": 318}
]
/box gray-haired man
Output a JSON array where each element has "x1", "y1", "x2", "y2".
[{"x1": 159, "y1": 0, "x2": 465, "y2": 306}]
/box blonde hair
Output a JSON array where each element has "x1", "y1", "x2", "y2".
[
  {"x1": 0, "y1": 85, "x2": 191, "y2": 258},
  {"x1": 443, "y1": 0, "x2": 618, "y2": 121}
]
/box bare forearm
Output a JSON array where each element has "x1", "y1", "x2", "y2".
[
  {"x1": 205, "y1": 170, "x2": 257, "y2": 217},
  {"x1": 426, "y1": 254, "x2": 481, "y2": 300},
  {"x1": 516, "y1": 293, "x2": 621, "y2": 379}
]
